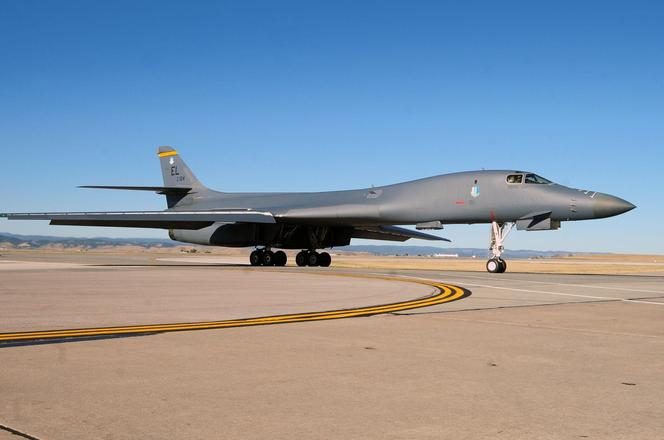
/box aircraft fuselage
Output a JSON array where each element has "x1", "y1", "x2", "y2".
[{"x1": 172, "y1": 170, "x2": 633, "y2": 226}]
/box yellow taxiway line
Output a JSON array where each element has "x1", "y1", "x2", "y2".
[{"x1": 0, "y1": 273, "x2": 469, "y2": 343}]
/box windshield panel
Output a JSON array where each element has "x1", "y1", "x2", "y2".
[{"x1": 525, "y1": 173, "x2": 552, "y2": 184}]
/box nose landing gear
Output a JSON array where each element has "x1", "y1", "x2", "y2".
[{"x1": 487, "y1": 221, "x2": 514, "y2": 273}]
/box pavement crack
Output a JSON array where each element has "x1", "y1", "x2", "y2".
[
  {"x1": 0, "y1": 423, "x2": 42, "y2": 440},
  {"x1": 628, "y1": 295, "x2": 664, "y2": 301}
]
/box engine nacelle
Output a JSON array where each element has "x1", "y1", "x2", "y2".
[
  {"x1": 169, "y1": 222, "x2": 260, "y2": 247},
  {"x1": 170, "y1": 222, "x2": 352, "y2": 249}
]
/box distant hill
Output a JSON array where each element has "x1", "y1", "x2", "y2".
[
  {"x1": 0, "y1": 232, "x2": 592, "y2": 258},
  {"x1": 0, "y1": 232, "x2": 178, "y2": 249}
]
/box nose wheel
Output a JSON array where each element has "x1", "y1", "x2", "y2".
[
  {"x1": 486, "y1": 221, "x2": 514, "y2": 273},
  {"x1": 486, "y1": 258, "x2": 507, "y2": 273},
  {"x1": 295, "y1": 250, "x2": 332, "y2": 267}
]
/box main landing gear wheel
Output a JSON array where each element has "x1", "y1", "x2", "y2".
[
  {"x1": 295, "y1": 251, "x2": 308, "y2": 267},
  {"x1": 318, "y1": 252, "x2": 331, "y2": 267},
  {"x1": 262, "y1": 250, "x2": 275, "y2": 266},
  {"x1": 307, "y1": 251, "x2": 319, "y2": 267},
  {"x1": 273, "y1": 250, "x2": 287, "y2": 267},
  {"x1": 249, "y1": 249, "x2": 287, "y2": 266},
  {"x1": 249, "y1": 250, "x2": 263, "y2": 266},
  {"x1": 295, "y1": 250, "x2": 332, "y2": 267}
]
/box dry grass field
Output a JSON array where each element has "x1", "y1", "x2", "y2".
[
  {"x1": 332, "y1": 254, "x2": 664, "y2": 274},
  {"x1": 1, "y1": 247, "x2": 662, "y2": 275}
]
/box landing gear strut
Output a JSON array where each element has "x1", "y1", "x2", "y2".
[
  {"x1": 295, "y1": 250, "x2": 332, "y2": 267},
  {"x1": 249, "y1": 248, "x2": 287, "y2": 266},
  {"x1": 487, "y1": 221, "x2": 514, "y2": 273}
]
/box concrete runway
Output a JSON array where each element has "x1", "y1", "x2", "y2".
[{"x1": 1, "y1": 254, "x2": 663, "y2": 439}]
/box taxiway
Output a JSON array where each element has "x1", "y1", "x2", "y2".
[{"x1": 1, "y1": 253, "x2": 662, "y2": 439}]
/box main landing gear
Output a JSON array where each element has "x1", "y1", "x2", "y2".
[
  {"x1": 486, "y1": 221, "x2": 514, "y2": 273},
  {"x1": 248, "y1": 249, "x2": 331, "y2": 267},
  {"x1": 295, "y1": 250, "x2": 331, "y2": 267},
  {"x1": 249, "y1": 248, "x2": 287, "y2": 266}
]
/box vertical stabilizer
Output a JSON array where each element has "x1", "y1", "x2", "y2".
[
  {"x1": 157, "y1": 146, "x2": 207, "y2": 208},
  {"x1": 158, "y1": 146, "x2": 205, "y2": 189}
]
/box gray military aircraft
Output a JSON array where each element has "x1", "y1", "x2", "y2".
[{"x1": 2, "y1": 146, "x2": 635, "y2": 272}]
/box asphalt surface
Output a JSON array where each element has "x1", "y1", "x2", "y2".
[{"x1": 1, "y1": 254, "x2": 663, "y2": 439}]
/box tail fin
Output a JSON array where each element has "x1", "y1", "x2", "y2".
[
  {"x1": 158, "y1": 146, "x2": 208, "y2": 208},
  {"x1": 158, "y1": 146, "x2": 205, "y2": 189}
]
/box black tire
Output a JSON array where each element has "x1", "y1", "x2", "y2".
[
  {"x1": 486, "y1": 258, "x2": 501, "y2": 273},
  {"x1": 262, "y1": 250, "x2": 275, "y2": 266},
  {"x1": 295, "y1": 251, "x2": 308, "y2": 267},
  {"x1": 497, "y1": 258, "x2": 507, "y2": 273},
  {"x1": 307, "y1": 251, "x2": 320, "y2": 267},
  {"x1": 274, "y1": 250, "x2": 287, "y2": 266},
  {"x1": 318, "y1": 252, "x2": 331, "y2": 267},
  {"x1": 250, "y1": 250, "x2": 263, "y2": 266}
]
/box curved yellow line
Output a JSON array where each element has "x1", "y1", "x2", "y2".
[{"x1": 0, "y1": 273, "x2": 469, "y2": 343}]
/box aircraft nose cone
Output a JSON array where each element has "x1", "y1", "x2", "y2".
[{"x1": 593, "y1": 193, "x2": 636, "y2": 218}]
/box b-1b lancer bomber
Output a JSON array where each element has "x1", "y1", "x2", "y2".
[{"x1": 2, "y1": 146, "x2": 635, "y2": 272}]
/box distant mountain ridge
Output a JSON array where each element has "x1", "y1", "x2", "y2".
[
  {"x1": 0, "y1": 232, "x2": 178, "y2": 249},
  {"x1": 0, "y1": 232, "x2": 595, "y2": 258}
]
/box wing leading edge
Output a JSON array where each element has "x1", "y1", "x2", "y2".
[
  {"x1": 2, "y1": 211, "x2": 448, "y2": 241},
  {"x1": 1, "y1": 211, "x2": 276, "y2": 230}
]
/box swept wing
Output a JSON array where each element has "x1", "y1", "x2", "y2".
[{"x1": 0, "y1": 211, "x2": 275, "y2": 230}]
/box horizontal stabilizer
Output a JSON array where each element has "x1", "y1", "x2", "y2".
[
  {"x1": 79, "y1": 185, "x2": 192, "y2": 195},
  {"x1": 1, "y1": 210, "x2": 275, "y2": 230},
  {"x1": 352, "y1": 225, "x2": 450, "y2": 242}
]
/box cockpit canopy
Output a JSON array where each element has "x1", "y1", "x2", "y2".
[{"x1": 506, "y1": 173, "x2": 552, "y2": 185}]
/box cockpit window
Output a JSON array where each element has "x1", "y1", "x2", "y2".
[
  {"x1": 506, "y1": 174, "x2": 523, "y2": 184},
  {"x1": 525, "y1": 173, "x2": 552, "y2": 184}
]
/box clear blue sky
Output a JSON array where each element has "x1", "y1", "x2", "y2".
[{"x1": 1, "y1": 1, "x2": 662, "y2": 253}]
